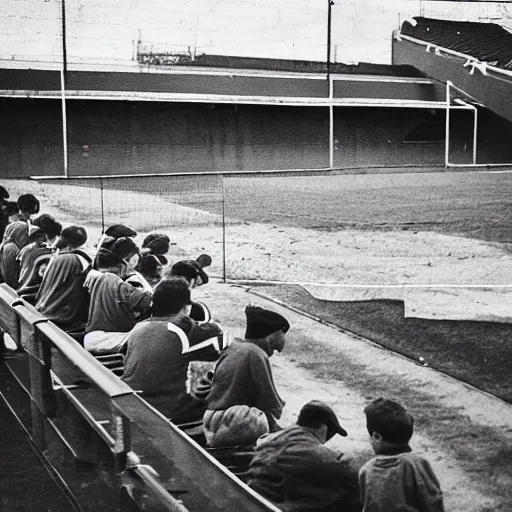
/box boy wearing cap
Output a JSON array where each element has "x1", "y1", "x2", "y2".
[
  {"x1": 35, "y1": 226, "x2": 92, "y2": 332},
  {"x1": 248, "y1": 400, "x2": 361, "y2": 512},
  {"x1": 83, "y1": 238, "x2": 152, "y2": 355},
  {"x1": 122, "y1": 277, "x2": 229, "y2": 423},
  {"x1": 359, "y1": 397, "x2": 444, "y2": 512},
  {"x1": 203, "y1": 305, "x2": 289, "y2": 447}
]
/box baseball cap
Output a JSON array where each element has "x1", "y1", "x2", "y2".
[{"x1": 297, "y1": 400, "x2": 348, "y2": 438}]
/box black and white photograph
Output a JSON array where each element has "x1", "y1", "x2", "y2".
[{"x1": 0, "y1": 1, "x2": 511, "y2": 511}]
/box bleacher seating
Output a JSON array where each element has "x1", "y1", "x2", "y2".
[{"x1": 0, "y1": 284, "x2": 279, "y2": 512}]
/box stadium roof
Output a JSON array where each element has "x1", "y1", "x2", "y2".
[
  {"x1": 401, "y1": 17, "x2": 512, "y2": 72},
  {"x1": 393, "y1": 17, "x2": 512, "y2": 124}
]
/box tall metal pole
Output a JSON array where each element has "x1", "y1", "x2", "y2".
[
  {"x1": 445, "y1": 81, "x2": 451, "y2": 168},
  {"x1": 473, "y1": 106, "x2": 478, "y2": 165},
  {"x1": 61, "y1": 0, "x2": 68, "y2": 177},
  {"x1": 327, "y1": 1, "x2": 334, "y2": 168},
  {"x1": 61, "y1": 0, "x2": 67, "y2": 79},
  {"x1": 60, "y1": 69, "x2": 68, "y2": 177},
  {"x1": 221, "y1": 177, "x2": 227, "y2": 283},
  {"x1": 327, "y1": 0, "x2": 333, "y2": 80}
]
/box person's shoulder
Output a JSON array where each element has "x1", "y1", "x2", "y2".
[
  {"x1": 359, "y1": 455, "x2": 381, "y2": 474},
  {"x1": 190, "y1": 319, "x2": 222, "y2": 337}
]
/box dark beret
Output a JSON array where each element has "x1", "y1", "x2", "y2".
[
  {"x1": 244, "y1": 305, "x2": 290, "y2": 339},
  {"x1": 170, "y1": 260, "x2": 208, "y2": 285},
  {"x1": 104, "y1": 224, "x2": 137, "y2": 239},
  {"x1": 142, "y1": 233, "x2": 170, "y2": 256}
]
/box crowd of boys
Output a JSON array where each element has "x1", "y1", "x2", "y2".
[{"x1": 0, "y1": 186, "x2": 444, "y2": 512}]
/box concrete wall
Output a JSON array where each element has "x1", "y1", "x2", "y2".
[{"x1": 0, "y1": 98, "x2": 484, "y2": 178}]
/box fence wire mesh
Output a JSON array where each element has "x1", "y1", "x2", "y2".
[{"x1": 2, "y1": 168, "x2": 512, "y2": 303}]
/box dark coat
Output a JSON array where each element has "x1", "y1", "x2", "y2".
[{"x1": 248, "y1": 426, "x2": 361, "y2": 512}]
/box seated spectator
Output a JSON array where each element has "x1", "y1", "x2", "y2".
[
  {"x1": 248, "y1": 400, "x2": 361, "y2": 512},
  {"x1": 359, "y1": 397, "x2": 444, "y2": 512},
  {"x1": 83, "y1": 238, "x2": 152, "y2": 355},
  {"x1": 126, "y1": 233, "x2": 170, "y2": 291},
  {"x1": 165, "y1": 256, "x2": 214, "y2": 323},
  {"x1": 17, "y1": 214, "x2": 62, "y2": 294},
  {"x1": 122, "y1": 277, "x2": 229, "y2": 423},
  {"x1": 93, "y1": 224, "x2": 137, "y2": 269},
  {"x1": 35, "y1": 226, "x2": 91, "y2": 332},
  {"x1": 0, "y1": 194, "x2": 40, "y2": 288},
  {"x1": 203, "y1": 304, "x2": 289, "y2": 447}
]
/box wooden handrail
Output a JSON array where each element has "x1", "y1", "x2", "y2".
[
  {"x1": 36, "y1": 321, "x2": 133, "y2": 399},
  {"x1": 112, "y1": 393, "x2": 282, "y2": 512}
]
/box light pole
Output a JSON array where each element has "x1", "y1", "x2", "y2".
[
  {"x1": 61, "y1": 0, "x2": 68, "y2": 176},
  {"x1": 327, "y1": 0, "x2": 334, "y2": 80},
  {"x1": 327, "y1": 1, "x2": 334, "y2": 168}
]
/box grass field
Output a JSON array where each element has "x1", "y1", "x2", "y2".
[
  {"x1": 253, "y1": 284, "x2": 512, "y2": 403},
  {"x1": 223, "y1": 172, "x2": 512, "y2": 245}
]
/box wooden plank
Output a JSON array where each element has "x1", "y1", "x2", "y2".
[{"x1": 112, "y1": 394, "x2": 281, "y2": 512}]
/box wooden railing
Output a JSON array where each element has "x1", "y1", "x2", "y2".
[{"x1": 0, "y1": 283, "x2": 281, "y2": 512}]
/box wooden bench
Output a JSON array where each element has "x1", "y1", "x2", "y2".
[{"x1": 0, "y1": 287, "x2": 281, "y2": 512}]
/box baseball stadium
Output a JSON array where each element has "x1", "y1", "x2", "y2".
[{"x1": 1, "y1": 1, "x2": 512, "y2": 511}]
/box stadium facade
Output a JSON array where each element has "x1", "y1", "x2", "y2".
[{"x1": 1, "y1": 1, "x2": 512, "y2": 177}]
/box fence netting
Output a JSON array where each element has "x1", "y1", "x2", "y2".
[{"x1": 3, "y1": 168, "x2": 512, "y2": 288}]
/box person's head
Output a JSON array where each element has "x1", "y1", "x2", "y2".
[
  {"x1": 95, "y1": 236, "x2": 139, "y2": 274},
  {"x1": 56, "y1": 226, "x2": 87, "y2": 250},
  {"x1": 136, "y1": 253, "x2": 164, "y2": 284},
  {"x1": 27, "y1": 225, "x2": 46, "y2": 244},
  {"x1": 244, "y1": 304, "x2": 290, "y2": 355},
  {"x1": 107, "y1": 236, "x2": 140, "y2": 270},
  {"x1": 5, "y1": 201, "x2": 19, "y2": 222},
  {"x1": 33, "y1": 214, "x2": 62, "y2": 242},
  {"x1": 297, "y1": 400, "x2": 348, "y2": 443},
  {"x1": 151, "y1": 277, "x2": 192, "y2": 318},
  {"x1": 17, "y1": 194, "x2": 40, "y2": 218},
  {"x1": 364, "y1": 397, "x2": 414, "y2": 454},
  {"x1": 142, "y1": 233, "x2": 170, "y2": 259},
  {"x1": 196, "y1": 253, "x2": 212, "y2": 268},
  {"x1": 0, "y1": 186, "x2": 9, "y2": 202},
  {"x1": 167, "y1": 260, "x2": 208, "y2": 288}
]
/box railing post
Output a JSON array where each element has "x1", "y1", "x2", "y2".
[
  {"x1": 112, "y1": 412, "x2": 132, "y2": 474},
  {"x1": 24, "y1": 318, "x2": 55, "y2": 450}
]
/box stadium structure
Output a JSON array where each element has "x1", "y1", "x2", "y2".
[
  {"x1": 2, "y1": 2, "x2": 512, "y2": 511},
  {"x1": 1, "y1": 2, "x2": 512, "y2": 178}
]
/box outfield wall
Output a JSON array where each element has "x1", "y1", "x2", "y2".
[{"x1": 2, "y1": 98, "x2": 505, "y2": 178}]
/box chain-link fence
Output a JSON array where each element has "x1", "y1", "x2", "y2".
[{"x1": 3, "y1": 168, "x2": 512, "y2": 290}]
